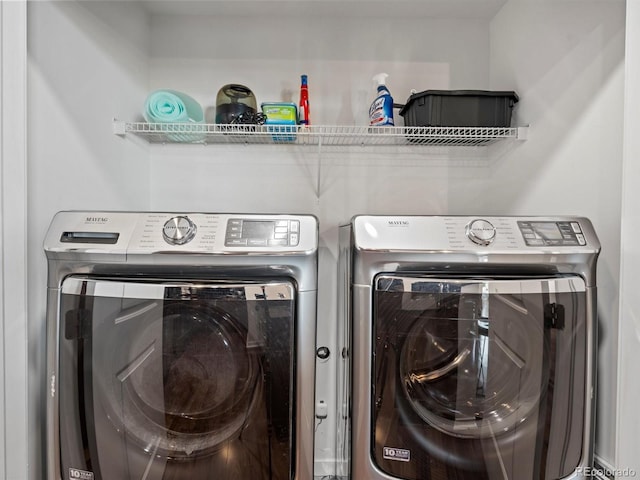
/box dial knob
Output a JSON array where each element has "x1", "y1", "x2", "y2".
[
  {"x1": 466, "y1": 219, "x2": 496, "y2": 246},
  {"x1": 162, "y1": 216, "x2": 197, "y2": 245}
]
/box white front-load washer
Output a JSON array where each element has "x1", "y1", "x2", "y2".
[
  {"x1": 339, "y1": 215, "x2": 600, "y2": 480},
  {"x1": 44, "y1": 211, "x2": 318, "y2": 480}
]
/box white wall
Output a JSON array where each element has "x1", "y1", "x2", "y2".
[
  {"x1": 489, "y1": 1, "x2": 625, "y2": 466},
  {"x1": 26, "y1": 2, "x2": 151, "y2": 478},
  {"x1": 18, "y1": 0, "x2": 627, "y2": 478},
  {"x1": 1, "y1": 2, "x2": 28, "y2": 479},
  {"x1": 617, "y1": 0, "x2": 640, "y2": 475}
]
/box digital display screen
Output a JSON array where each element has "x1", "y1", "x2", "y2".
[
  {"x1": 530, "y1": 222, "x2": 563, "y2": 240},
  {"x1": 242, "y1": 221, "x2": 275, "y2": 239},
  {"x1": 518, "y1": 220, "x2": 585, "y2": 247}
]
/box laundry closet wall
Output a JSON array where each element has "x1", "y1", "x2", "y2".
[
  {"x1": 27, "y1": 2, "x2": 151, "y2": 478},
  {"x1": 22, "y1": 1, "x2": 625, "y2": 479}
]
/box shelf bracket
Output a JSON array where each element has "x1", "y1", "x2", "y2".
[
  {"x1": 112, "y1": 119, "x2": 126, "y2": 136},
  {"x1": 517, "y1": 126, "x2": 529, "y2": 141},
  {"x1": 316, "y1": 136, "x2": 323, "y2": 200}
]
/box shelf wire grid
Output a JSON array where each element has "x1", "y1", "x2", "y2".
[{"x1": 116, "y1": 121, "x2": 520, "y2": 147}]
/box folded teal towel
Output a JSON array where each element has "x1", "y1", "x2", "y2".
[
  {"x1": 144, "y1": 89, "x2": 204, "y2": 123},
  {"x1": 143, "y1": 89, "x2": 205, "y2": 142}
]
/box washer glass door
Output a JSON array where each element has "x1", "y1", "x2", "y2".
[
  {"x1": 57, "y1": 276, "x2": 295, "y2": 480},
  {"x1": 372, "y1": 275, "x2": 590, "y2": 480}
]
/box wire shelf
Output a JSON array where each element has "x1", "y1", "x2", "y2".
[{"x1": 114, "y1": 121, "x2": 525, "y2": 147}]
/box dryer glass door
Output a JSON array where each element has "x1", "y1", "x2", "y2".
[
  {"x1": 372, "y1": 275, "x2": 590, "y2": 480},
  {"x1": 57, "y1": 276, "x2": 295, "y2": 480}
]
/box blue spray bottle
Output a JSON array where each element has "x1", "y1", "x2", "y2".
[{"x1": 369, "y1": 73, "x2": 394, "y2": 126}]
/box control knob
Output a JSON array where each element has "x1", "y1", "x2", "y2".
[
  {"x1": 162, "y1": 216, "x2": 197, "y2": 245},
  {"x1": 465, "y1": 219, "x2": 496, "y2": 246}
]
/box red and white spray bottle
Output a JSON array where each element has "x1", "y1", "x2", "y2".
[{"x1": 298, "y1": 74, "x2": 310, "y2": 126}]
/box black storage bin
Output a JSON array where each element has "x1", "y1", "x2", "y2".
[{"x1": 398, "y1": 90, "x2": 519, "y2": 127}]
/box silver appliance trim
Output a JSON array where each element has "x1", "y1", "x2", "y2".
[
  {"x1": 375, "y1": 275, "x2": 587, "y2": 295},
  {"x1": 60, "y1": 276, "x2": 295, "y2": 301}
]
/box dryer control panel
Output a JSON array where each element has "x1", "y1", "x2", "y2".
[{"x1": 351, "y1": 215, "x2": 599, "y2": 254}]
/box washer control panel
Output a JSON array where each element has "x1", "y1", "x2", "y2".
[
  {"x1": 225, "y1": 218, "x2": 300, "y2": 247},
  {"x1": 44, "y1": 212, "x2": 317, "y2": 254},
  {"x1": 162, "y1": 216, "x2": 197, "y2": 245},
  {"x1": 465, "y1": 219, "x2": 497, "y2": 246},
  {"x1": 518, "y1": 220, "x2": 587, "y2": 247}
]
